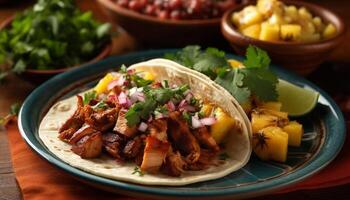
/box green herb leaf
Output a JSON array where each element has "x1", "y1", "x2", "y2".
[
  {"x1": 10, "y1": 103, "x2": 21, "y2": 115},
  {"x1": 132, "y1": 166, "x2": 144, "y2": 176},
  {"x1": 215, "y1": 69, "x2": 251, "y2": 103},
  {"x1": 92, "y1": 101, "x2": 108, "y2": 110},
  {"x1": 12, "y1": 59, "x2": 26, "y2": 73},
  {"x1": 83, "y1": 90, "x2": 96, "y2": 105},
  {"x1": 243, "y1": 45, "x2": 271, "y2": 69}
]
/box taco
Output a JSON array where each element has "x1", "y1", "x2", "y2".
[{"x1": 38, "y1": 59, "x2": 252, "y2": 186}]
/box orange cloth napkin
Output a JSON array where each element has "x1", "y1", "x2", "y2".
[{"x1": 6, "y1": 121, "x2": 350, "y2": 199}]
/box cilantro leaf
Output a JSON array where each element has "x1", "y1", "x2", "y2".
[
  {"x1": 10, "y1": 103, "x2": 21, "y2": 115},
  {"x1": 164, "y1": 45, "x2": 201, "y2": 68},
  {"x1": 132, "y1": 166, "x2": 144, "y2": 176},
  {"x1": 193, "y1": 54, "x2": 228, "y2": 79},
  {"x1": 243, "y1": 45, "x2": 271, "y2": 69},
  {"x1": 83, "y1": 90, "x2": 96, "y2": 105},
  {"x1": 215, "y1": 69, "x2": 250, "y2": 103},
  {"x1": 240, "y1": 68, "x2": 278, "y2": 101}
]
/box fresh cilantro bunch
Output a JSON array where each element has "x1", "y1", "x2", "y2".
[
  {"x1": 165, "y1": 45, "x2": 278, "y2": 103},
  {"x1": 0, "y1": 0, "x2": 111, "y2": 80}
]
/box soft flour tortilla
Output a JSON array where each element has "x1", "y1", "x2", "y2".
[{"x1": 39, "y1": 59, "x2": 252, "y2": 186}]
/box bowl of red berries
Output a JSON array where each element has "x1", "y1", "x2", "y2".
[{"x1": 97, "y1": 0, "x2": 241, "y2": 47}]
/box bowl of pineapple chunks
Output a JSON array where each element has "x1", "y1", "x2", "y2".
[{"x1": 221, "y1": 0, "x2": 345, "y2": 75}]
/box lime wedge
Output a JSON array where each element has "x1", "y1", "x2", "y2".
[{"x1": 277, "y1": 80, "x2": 319, "y2": 117}]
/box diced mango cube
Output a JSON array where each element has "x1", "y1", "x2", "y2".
[
  {"x1": 256, "y1": 108, "x2": 289, "y2": 119},
  {"x1": 143, "y1": 72, "x2": 155, "y2": 81},
  {"x1": 268, "y1": 13, "x2": 284, "y2": 25},
  {"x1": 298, "y1": 7, "x2": 312, "y2": 20},
  {"x1": 258, "y1": 101, "x2": 282, "y2": 111},
  {"x1": 259, "y1": 22, "x2": 280, "y2": 41},
  {"x1": 228, "y1": 59, "x2": 244, "y2": 68},
  {"x1": 210, "y1": 108, "x2": 236, "y2": 143},
  {"x1": 251, "y1": 112, "x2": 278, "y2": 133},
  {"x1": 200, "y1": 104, "x2": 215, "y2": 117},
  {"x1": 94, "y1": 73, "x2": 116, "y2": 94},
  {"x1": 283, "y1": 121, "x2": 303, "y2": 147},
  {"x1": 323, "y1": 23, "x2": 337, "y2": 39},
  {"x1": 284, "y1": 5, "x2": 298, "y2": 21},
  {"x1": 253, "y1": 126, "x2": 289, "y2": 162},
  {"x1": 281, "y1": 24, "x2": 301, "y2": 41},
  {"x1": 239, "y1": 6, "x2": 264, "y2": 28},
  {"x1": 312, "y1": 17, "x2": 324, "y2": 32},
  {"x1": 241, "y1": 24, "x2": 261, "y2": 39}
]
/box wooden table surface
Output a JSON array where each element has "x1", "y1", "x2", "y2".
[{"x1": 1, "y1": 1, "x2": 350, "y2": 200}]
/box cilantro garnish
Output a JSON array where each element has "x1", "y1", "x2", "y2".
[
  {"x1": 92, "y1": 101, "x2": 108, "y2": 110},
  {"x1": 132, "y1": 166, "x2": 144, "y2": 176},
  {"x1": 165, "y1": 45, "x2": 278, "y2": 103},
  {"x1": 83, "y1": 91, "x2": 96, "y2": 105}
]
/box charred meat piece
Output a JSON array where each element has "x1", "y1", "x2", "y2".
[
  {"x1": 102, "y1": 132, "x2": 125, "y2": 159},
  {"x1": 186, "y1": 149, "x2": 218, "y2": 171},
  {"x1": 86, "y1": 107, "x2": 118, "y2": 132},
  {"x1": 69, "y1": 124, "x2": 98, "y2": 144},
  {"x1": 141, "y1": 136, "x2": 170, "y2": 173},
  {"x1": 114, "y1": 109, "x2": 137, "y2": 137},
  {"x1": 162, "y1": 148, "x2": 186, "y2": 177},
  {"x1": 149, "y1": 119, "x2": 168, "y2": 142},
  {"x1": 59, "y1": 96, "x2": 85, "y2": 141},
  {"x1": 71, "y1": 132, "x2": 103, "y2": 158},
  {"x1": 123, "y1": 137, "x2": 142, "y2": 159},
  {"x1": 193, "y1": 126, "x2": 220, "y2": 152},
  {"x1": 168, "y1": 112, "x2": 201, "y2": 164}
]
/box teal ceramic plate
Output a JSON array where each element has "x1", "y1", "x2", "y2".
[{"x1": 18, "y1": 50, "x2": 346, "y2": 199}]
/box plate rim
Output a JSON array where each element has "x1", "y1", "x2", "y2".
[{"x1": 18, "y1": 49, "x2": 346, "y2": 198}]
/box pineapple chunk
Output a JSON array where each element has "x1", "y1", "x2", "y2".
[
  {"x1": 143, "y1": 71, "x2": 155, "y2": 81},
  {"x1": 228, "y1": 59, "x2": 244, "y2": 68},
  {"x1": 268, "y1": 13, "x2": 284, "y2": 25},
  {"x1": 313, "y1": 17, "x2": 324, "y2": 32},
  {"x1": 200, "y1": 104, "x2": 215, "y2": 117},
  {"x1": 323, "y1": 23, "x2": 337, "y2": 39},
  {"x1": 253, "y1": 126, "x2": 289, "y2": 162},
  {"x1": 283, "y1": 121, "x2": 303, "y2": 147},
  {"x1": 258, "y1": 101, "x2": 282, "y2": 111},
  {"x1": 238, "y1": 6, "x2": 264, "y2": 28},
  {"x1": 284, "y1": 5, "x2": 298, "y2": 21},
  {"x1": 257, "y1": 0, "x2": 282, "y2": 17},
  {"x1": 256, "y1": 108, "x2": 288, "y2": 119},
  {"x1": 94, "y1": 73, "x2": 117, "y2": 94},
  {"x1": 251, "y1": 112, "x2": 278, "y2": 133},
  {"x1": 298, "y1": 7, "x2": 312, "y2": 20},
  {"x1": 241, "y1": 24, "x2": 261, "y2": 39},
  {"x1": 259, "y1": 22, "x2": 280, "y2": 41},
  {"x1": 280, "y1": 24, "x2": 301, "y2": 41},
  {"x1": 210, "y1": 108, "x2": 236, "y2": 143}
]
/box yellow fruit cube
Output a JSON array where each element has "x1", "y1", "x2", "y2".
[
  {"x1": 94, "y1": 73, "x2": 117, "y2": 94},
  {"x1": 256, "y1": 108, "x2": 289, "y2": 119},
  {"x1": 210, "y1": 108, "x2": 236, "y2": 143},
  {"x1": 239, "y1": 6, "x2": 264, "y2": 28},
  {"x1": 268, "y1": 13, "x2": 284, "y2": 25},
  {"x1": 258, "y1": 101, "x2": 282, "y2": 111},
  {"x1": 298, "y1": 7, "x2": 312, "y2": 20},
  {"x1": 259, "y1": 23, "x2": 280, "y2": 41},
  {"x1": 251, "y1": 112, "x2": 278, "y2": 133},
  {"x1": 228, "y1": 59, "x2": 244, "y2": 68},
  {"x1": 283, "y1": 121, "x2": 303, "y2": 147},
  {"x1": 253, "y1": 126, "x2": 289, "y2": 162},
  {"x1": 200, "y1": 104, "x2": 215, "y2": 117},
  {"x1": 143, "y1": 72, "x2": 155, "y2": 81},
  {"x1": 323, "y1": 23, "x2": 337, "y2": 39},
  {"x1": 284, "y1": 5, "x2": 298, "y2": 21},
  {"x1": 257, "y1": 0, "x2": 282, "y2": 17},
  {"x1": 241, "y1": 24, "x2": 261, "y2": 39},
  {"x1": 313, "y1": 17, "x2": 325, "y2": 32},
  {"x1": 280, "y1": 24, "x2": 301, "y2": 41}
]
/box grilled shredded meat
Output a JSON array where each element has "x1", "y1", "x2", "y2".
[
  {"x1": 123, "y1": 137, "x2": 142, "y2": 159},
  {"x1": 168, "y1": 112, "x2": 201, "y2": 164},
  {"x1": 71, "y1": 132, "x2": 103, "y2": 158},
  {"x1": 102, "y1": 132, "x2": 125, "y2": 159},
  {"x1": 86, "y1": 107, "x2": 118, "y2": 131},
  {"x1": 141, "y1": 136, "x2": 170, "y2": 173},
  {"x1": 162, "y1": 147, "x2": 186, "y2": 177},
  {"x1": 193, "y1": 126, "x2": 220, "y2": 152},
  {"x1": 149, "y1": 119, "x2": 168, "y2": 142},
  {"x1": 114, "y1": 109, "x2": 137, "y2": 137},
  {"x1": 69, "y1": 124, "x2": 98, "y2": 144},
  {"x1": 58, "y1": 96, "x2": 85, "y2": 141}
]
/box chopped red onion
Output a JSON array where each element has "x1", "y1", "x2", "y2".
[
  {"x1": 167, "y1": 101, "x2": 175, "y2": 111},
  {"x1": 107, "y1": 94, "x2": 117, "y2": 102},
  {"x1": 185, "y1": 92, "x2": 193, "y2": 102},
  {"x1": 178, "y1": 99, "x2": 186, "y2": 108},
  {"x1": 118, "y1": 92, "x2": 131, "y2": 108},
  {"x1": 148, "y1": 115, "x2": 153, "y2": 122},
  {"x1": 138, "y1": 122, "x2": 148, "y2": 132},
  {"x1": 191, "y1": 115, "x2": 203, "y2": 128},
  {"x1": 180, "y1": 105, "x2": 196, "y2": 112},
  {"x1": 107, "y1": 76, "x2": 125, "y2": 90},
  {"x1": 130, "y1": 90, "x2": 145, "y2": 103},
  {"x1": 200, "y1": 117, "x2": 217, "y2": 126}
]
